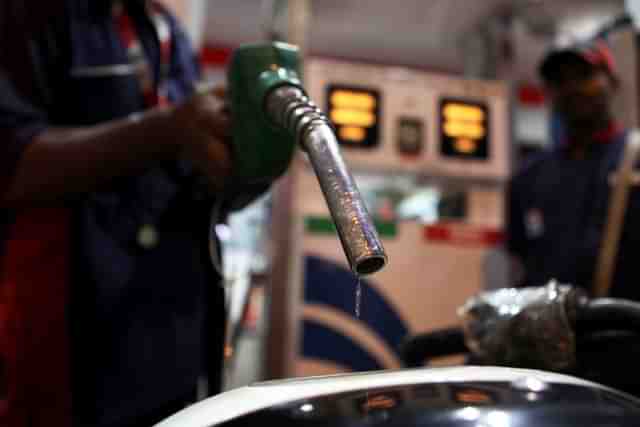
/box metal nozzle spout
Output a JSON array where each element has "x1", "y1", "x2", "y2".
[
  {"x1": 266, "y1": 85, "x2": 388, "y2": 276},
  {"x1": 302, "y1": 125, "x2": 387, "y2": 275}
]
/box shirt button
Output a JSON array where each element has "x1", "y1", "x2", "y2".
[{"x1": 137, "y1": 224, "x2": 159, "y2": 249}]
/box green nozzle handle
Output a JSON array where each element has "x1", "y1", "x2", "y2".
[{"x1": 227, "y1": 42, "x2": 303, "y2": 184}]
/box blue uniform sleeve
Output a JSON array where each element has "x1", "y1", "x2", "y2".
[
  {"x1": 0, "y1": 1, "x2": 61, "y2": 197},
  {"x1": 0, "y1": 70, "x2": 49, "y2": 196}
]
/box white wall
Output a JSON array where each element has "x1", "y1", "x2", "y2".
[
  {"x1": 627, "y1": 0, "x2": 640, "y2": 29},
  {"x1": 159, "y1": 0, "x2": 207, "y2": 47}
]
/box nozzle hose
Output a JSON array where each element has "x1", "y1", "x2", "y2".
[{"x1": 266, "y1": 85, "x2": 387, "y2": 275}]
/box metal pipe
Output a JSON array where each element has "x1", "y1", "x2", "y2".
[{"x1": 266, "y1": 85, "x2": 388, "y2": 275}]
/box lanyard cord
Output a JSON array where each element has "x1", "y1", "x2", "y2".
[
  {"x1": 114, "y1": 1, "x2": 226, "y2": 275},
  {"x1": 114, "y1": 0, "x2": 172, "y2": 108}
]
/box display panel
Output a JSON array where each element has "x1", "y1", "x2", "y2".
[
  {"x1": 439, "y1": 98, "x2": 490, "y2": 160},
  {"x1": 326, "y1": 85, "x2": 381, "y2": 148}
]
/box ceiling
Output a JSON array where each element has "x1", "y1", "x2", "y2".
[{"x1": 203, "y1": 0, "x2": 626, "y2": 82}]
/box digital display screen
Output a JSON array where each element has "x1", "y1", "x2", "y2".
[
  {"x1": 326, "y1": 85, "x2": 380, "y2": 148},
  {"x1": 439, "y1": 98, "x2": 489, "y2": 160}
]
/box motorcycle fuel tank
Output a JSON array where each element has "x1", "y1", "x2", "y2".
[{"x1": 156, "y1": 366, "x2": 640, "y2": 427}]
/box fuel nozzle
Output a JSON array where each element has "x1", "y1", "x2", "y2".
[
  {"x1": 266, "y1": 85, "x2": 387, "y2": 275},
  {"x1": 228, "y1": 42, "x2": 387, "y2": 275}
]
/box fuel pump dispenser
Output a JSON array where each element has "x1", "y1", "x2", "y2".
[{"x1": 289, "y1": 58, "x2": 512, "y2": 377}]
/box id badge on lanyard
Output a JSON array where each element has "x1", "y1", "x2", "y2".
[
  {"x1": 114, "y1": 0, "x2": 173, "y2": 249},
  {"x1": 114, "y1": 0, "x2": 172, "y2": 108}
]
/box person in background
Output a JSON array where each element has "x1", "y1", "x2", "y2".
[
  {"x1": 506, "y1": 39, "x2": 640, "y2": 300},
  {"x1": 0, "y1": 1, "x2": 278, "y2": 426}
]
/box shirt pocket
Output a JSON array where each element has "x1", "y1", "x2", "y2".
[{"x1": 65, "y1": 65, "x2": 145, "y2": 125}]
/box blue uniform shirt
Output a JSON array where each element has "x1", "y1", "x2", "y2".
[
  {"x1": 0, "y1": 1, "x2": 225, "y2": 426},
  {"x1": 507, "y1": 128, "x2": 640, "y2": 300}
]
